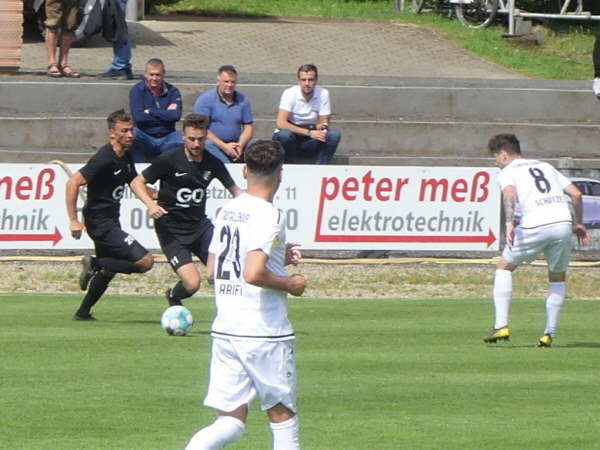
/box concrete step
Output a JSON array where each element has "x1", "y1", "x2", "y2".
[
  {"x1": 2, "y1": 116, "x2": 599, "y2": 165},
  {"x1": 2, "y1": 80, "x2": 600, "y2": 124}
]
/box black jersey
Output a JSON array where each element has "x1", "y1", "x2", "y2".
[
  {"x1": 142, "y1": 147, "x2": 235, "y2": 229},
  {"x1": 80, "y1": 144, "x2": 137, "y2": 219}
]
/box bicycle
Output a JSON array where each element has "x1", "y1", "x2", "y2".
[{"x1": 412, "y1": 0, "x2": 499, "y2": 28}]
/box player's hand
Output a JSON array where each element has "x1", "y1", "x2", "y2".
[
  {"x1": 574, "y1": 223, "x2": 590, "y2": 246},
  {"x1": 309, "y1": 130, "x2": 327, "y2": 142},
  {"x1": 285, "y1": 243, "x2": 302, "y2": 266},
  {"x1": 148, "y1": 204, "x2": 168, "y2": 219},
  {"x1": 505, "y1": 222, "x2": 515, "y2": 248},
  {"x1": 287, "y1": 274, "x2": 307, "y2": 296},
  {"x1": 70, "y1": 219, "x2": 86, "y2": 239},
  {"x1": 223, "y1": 142, "x2": 242, "y2": 160}
]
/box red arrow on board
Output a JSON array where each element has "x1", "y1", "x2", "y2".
[
  {"x1": 0, "y1": 227, "x2": 63, "y2": 246},
  {"x1": 316, "y1": 229, "x2": 497, "y2": 248}
]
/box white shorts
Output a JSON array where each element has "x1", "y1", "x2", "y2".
[
  {"x1": 203, "y1": 337, "x2": 297, "y2": 414},
  {"x1": 502, "y1": 222, "x2": 572, "y2": 272}
]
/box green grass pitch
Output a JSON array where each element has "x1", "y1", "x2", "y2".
[{"x1": 2, "y1": 294, "x2": 599, "y2": 449}]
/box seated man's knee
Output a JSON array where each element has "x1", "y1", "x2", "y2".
[
  {"x1": 326, "y1": 129, "x2": 342, "y2": 145},
  {"x1": 273, "y1": 129, "x2": 296, "y2": 144},
  {"x1": 136, "y1": 253, "x2": 154, "y2": 273}
]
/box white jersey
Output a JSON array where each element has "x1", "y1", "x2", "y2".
[
  {"x1": 208, "y1": 192, "x2": 293, "y2": 341},
  {"x1": 498, "y1": 158, "x2": 572, "y2": 229}
]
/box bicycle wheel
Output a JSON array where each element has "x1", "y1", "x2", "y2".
[
  {"x1": 454, "y1": 0, "x2": 499, "y2": 29},
  {"x1": 412, "y1": 0, "x2": 427, "y2": 13}
]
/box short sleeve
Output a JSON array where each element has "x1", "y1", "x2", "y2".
[
  {"x1": 553, "y1": 167, "x2": 572, "y2": 190},
  {"x1": 247, "y1": 208, "x2": 284, "y2": 257},
  {"x1": 241, "y1": 98, "x2": 253, "y2": 124},
  {"x1": 193, "y1": 91, "x2": 212, "y2": 116},
  {"x1": 142, "y1": 153, "x2": 170, "y2": 184},
  {"x1": 318, "y1": 88, "x2": 331, "y2": 116},
  {"x1": 79, "y1": 151, "x2": 108, "y2": 183},
  {"x1": 497, "y1": 169, "x2": 514, "y2": 190},
  {"x1": 278, "y1": 87, "x2": 295, "y2": 112}
]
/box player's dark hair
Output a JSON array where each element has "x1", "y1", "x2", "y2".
[
  {"x1": 107, "y1": 109, "x2": 132, "y2": 129},
  {"x1": 182, "y1": 113, "x2": 209, "y2": 131},
  {"x1": 488, "y1": 133, "x2": 521, "y2": 155},
  {"x1": 297, "y1": 64, "x2": 318, "y2": 79},
  {"x1": 218, "y1": 65, "x2": 237, "y2": 76},
  {"x1": 146, "y1": 58, "x2": 165, "y2": 69},
  {"x1": 245, "y1": 140, "x2": 285, "y2": 176}
]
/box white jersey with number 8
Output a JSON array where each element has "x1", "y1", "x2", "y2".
[{"x1": 498, "y1": 158, "x2": 572, "y2": 229}]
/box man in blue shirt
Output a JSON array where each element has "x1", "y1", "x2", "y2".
[
  {"x1": 129, "y1": 58, "x2": 184, "y2": 162},
  {"x1": 193, "y1": 65, "x2": 254, "y2": 163}
]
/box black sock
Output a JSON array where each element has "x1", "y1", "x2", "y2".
[
  {"x1": 96, "y1": 257, "x2": 138, "y2": 274},
  {"x1": 76, "y1": 272, "x2": 114, "y2": 316},
  {"x1": 170, "y1": 281, "x2": 193, "y2": 303}
]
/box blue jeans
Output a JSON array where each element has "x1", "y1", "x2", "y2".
[
  {"x1": 204, "y1": 138, "x2": 257, "y2": 164},
  {"x1": 272, "y1": 129, "x2": 341, "y2": 164},
  {"x1": 109, "y1": 0, "x2": 132, "y2": 71},
  {"x1": 130, "y1": 128, "x2": 184, "y2": 162}
]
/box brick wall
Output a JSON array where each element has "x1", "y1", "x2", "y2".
[{"x1": 0, "y1": 1, "x2": 23, "y2": 70}]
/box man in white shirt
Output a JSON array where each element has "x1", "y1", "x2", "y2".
[
  {"x1": 273, "y1": 64, "x2": 341, "y2": 164},
  {"x1": 483, "y1": 134, "x2": 588, "y2": 348},
  {"x1": 185, "y1": 140, "x2": 307, "y2": 450}
]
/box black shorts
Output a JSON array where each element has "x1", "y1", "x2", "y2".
[
  {"x1": 85, "y1": 215, "x2": 148, "y2": 262},
  {"x1": 155, "y1": 218, "x2": 214, "y2": 271}
]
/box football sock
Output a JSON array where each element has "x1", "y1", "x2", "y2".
[
  {"x1": 171, "y1": 281, "x2": 193, "y2": 303},
  {"x1": 270, "y1": 416, "x2": 300, "y2": 450},
  {"x1": 185, "y1": 416, "x2": 245, "y2": 450},
  {"x1": 95, "y1": 257, "x2": 138, "y2": 274},
  {"x1": 76, "y1": 272, "x2": 114, "y2": 315},
  {"x1": 493, "y1": 269, "x2": 513, "y2": 329},
  {"x1": 544, "y1": 282, "x2": 566, "y2": 337}
]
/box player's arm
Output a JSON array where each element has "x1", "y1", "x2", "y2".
[
  {"x1": 502, "y1": 185, "x2": 517, "y2": 247},
  {"x1": 238, "y1": 123, "x2": 254, "y2": 152},
  {"x1": 564, "y1": 183, "x2": 589, "y2": 245},
  {"x1": 66, "y1": 171, "x2": 87, "y2": 239},
  {"x1": 244, "y1": 249, "x2": 306, "y2": 296},
  {"x1": 206, "y1": 252, "x2": 215, "y2": 285},
  {"x1": 130, "y1": 174, "x2": 168, "y2": 219},
  {"x1": 228, "y1": 184, "x2": 242, "y2": 198},
  {"x1": 276, "y1": 108, "x2": 310, "y2": 137}
]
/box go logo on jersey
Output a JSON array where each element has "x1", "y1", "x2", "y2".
[
  {"x1": 112, "y1": 185, "x2": 125, "y2": 200},
  {"x1": 176, "y1": 187, "x2": 205, "y2": 205}
]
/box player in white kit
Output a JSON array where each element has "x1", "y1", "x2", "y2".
[
  {"x1": 185, "y1": 140, "x2": 307, "y2": 450},
  {"x1": 483, "y1": 134, "x2": 588, "y2": 347}
]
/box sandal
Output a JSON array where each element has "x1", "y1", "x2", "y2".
[
  {"x1": 60, "y1": 64, "x2": 81, "y2": 78},
  {"x1": 47, "y1": 63, "x2": 62, "y2": 78}
]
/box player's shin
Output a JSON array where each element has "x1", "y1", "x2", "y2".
[
  {"x1": 544, "y1": 282, "x2": 566, "y2": 337},
  {"x1": 270, "y1": 415, "x2": 300, "y2": 450},
  {"x1": 185, "y1": 416, "x2": 245, "y2": 450},
  {"x1": 76, "y1": 272, "x2": 114, "y2": 316},
  {"x1": 493, "y1": 269, "x2": 513, "y2": 329}
]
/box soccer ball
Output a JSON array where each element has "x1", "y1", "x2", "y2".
[{"x1": 160, "y1": 305, "x2": 194, "y2": 336}]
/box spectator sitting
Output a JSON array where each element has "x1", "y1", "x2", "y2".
[
  {"x1": 129, "y1": 58, "x2": 183, "y2": 162},
  {"x1": 273, "y1": 64, "x2": 341, "y2": 164},
  {"x1": 193, "y1": 65, "x2": 254, "y2": 163}
]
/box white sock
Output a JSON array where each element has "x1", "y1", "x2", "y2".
[
  {"x1": 544, "y1": 282, "x2": 566, "y2": 338},
  {"x1": 493, "y1": 269, "x2": 513, "y2": 329},
  {"x1": 185, "y1": 416, "x2": 245, "y2": 450},
  {"x1": 270, "y1": 415, "x2": 300, "y2": 450}
]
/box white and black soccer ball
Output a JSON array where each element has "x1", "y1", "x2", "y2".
[{"x1": 160, "y1": 305, "x2": 194, "y2": 336}]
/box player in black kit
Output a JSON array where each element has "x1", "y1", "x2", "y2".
[
  {"x1": 130, "y1": 113, "x2": 241, "y2": 306},
  {"x1": 66, "y1": 109, "x2": 155, "y2": 321}
]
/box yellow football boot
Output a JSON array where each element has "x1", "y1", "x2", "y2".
[
  {"x1": 536, "y1": 334, "x2": 553, "y2": 348},
  {"x1": 483, "y1": 326, "x2": 511, "y2": 343}
]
